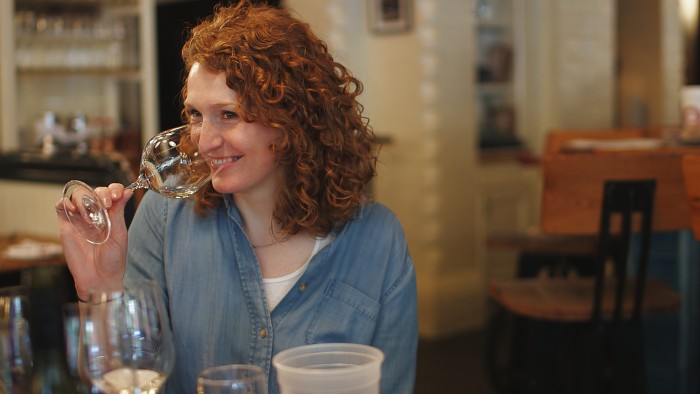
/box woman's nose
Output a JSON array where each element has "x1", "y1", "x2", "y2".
[{"x1": 196, "y1": 121, "x2": 223, "y2": 153}]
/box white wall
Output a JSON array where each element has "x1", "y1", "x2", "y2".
[{"x1": 0, "y1": 180, "x2": 63, "y2": 238}]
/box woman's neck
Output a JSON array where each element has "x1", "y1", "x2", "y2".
[{"x1": 234, "y1": 191, "x2": 281, "y2": 244}]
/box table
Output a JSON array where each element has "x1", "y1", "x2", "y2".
[
  {"x1": 0, "y1": 234, "x2": 82, "y2": 391},
  {"x1": 0, "y1": 234, "x2": 66, "y2": 273}
]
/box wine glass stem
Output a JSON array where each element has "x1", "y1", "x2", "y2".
[{"x1": 125, "y1": 176, "x2": 148, "y2": 191}]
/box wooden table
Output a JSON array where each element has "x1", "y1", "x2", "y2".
[
  {"x1": 540, "y1": 144, "x2": 700, "y2": 235},
  {"x1": 0, "y1": 234, "x2": 66, "y2": 273}
]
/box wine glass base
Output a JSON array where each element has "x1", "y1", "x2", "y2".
[{"x1": 62, "y1": 180, "x2": 111, "y2": 245}]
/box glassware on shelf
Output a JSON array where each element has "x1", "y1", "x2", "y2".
[{"x1": 14, "y1": 8, "x2": 137, "y2": 71}]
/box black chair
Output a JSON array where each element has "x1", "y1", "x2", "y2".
[{"x1": 487, "y1": 179, "x2": 681, "y2": 393}]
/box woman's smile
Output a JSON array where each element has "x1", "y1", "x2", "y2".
[{"x1": 209, "y1": 155, "x2": 241, "y2": 167}]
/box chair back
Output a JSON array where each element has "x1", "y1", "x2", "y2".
[
  {"x1": 682, "y1": 153, "x2": 700, "y2": 241},
  {"x1": 592, "y1": 180, "x2": 655, "y2": 325}
]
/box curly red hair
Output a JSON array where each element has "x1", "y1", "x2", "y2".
[{"x1": 181, "y1": 0, "x2": 376, "y2": 236}]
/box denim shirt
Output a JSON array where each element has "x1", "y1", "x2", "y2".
[{"x1": 125, "y1": 191, "x2": 418, "y2": 394}]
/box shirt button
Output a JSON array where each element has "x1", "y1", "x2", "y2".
[
  {"x1": 260, "y1": 328, "x2": 267, "y2": 338},
  {"x1": 299, "y1": 283, "x2": 307, "y2": 292}
]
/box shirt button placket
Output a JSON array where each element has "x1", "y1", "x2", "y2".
[{"x1": 259, "y1": 328, "x2": 268, "y2": 339}]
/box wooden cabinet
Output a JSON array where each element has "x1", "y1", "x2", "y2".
[{"x1": 0, "y1": 0, "x2": 157, "y2": 159}]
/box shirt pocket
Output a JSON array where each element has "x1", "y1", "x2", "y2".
[{"x1": 306, "y1": 279, "x2": 380, "y2": 344}]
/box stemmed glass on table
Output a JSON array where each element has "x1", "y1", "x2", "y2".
[
  {"x1": 81, "y1": 280, "x2": 174, "y2": 394},
  {"x1": 62, "y1": 122, "x2": 211, "y2": 245}
]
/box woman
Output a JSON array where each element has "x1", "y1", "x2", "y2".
[{"x1": 56, "y1": 1, "x2": 417, "y2": 393}]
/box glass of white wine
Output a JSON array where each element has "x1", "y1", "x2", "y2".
[
  {"x1": 82, "y1": 279, "x2": 174, "y2": 394},
  {"x1": 62, "y1": 122, "x2": 210, "y2": 245}
]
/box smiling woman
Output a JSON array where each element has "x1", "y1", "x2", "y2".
[{"x1": 55, "y1": 2, "x2": 418, "y2": 394}]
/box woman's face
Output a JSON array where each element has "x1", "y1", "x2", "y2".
[{"x1": 184, "y1": 62, "x2": 283, "y2": 196}]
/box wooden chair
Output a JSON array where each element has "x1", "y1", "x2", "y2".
[
  {"x1": 488, "y1": 180, "x2": 681, "y2": 393},
  {"x1": 486, "y1": 129, "x2": 647, "y2": 279},
  {"x1": 485, "y1": 128, "x2": 650, "y2": 391},
  {"x1": 682, "y1": 153, "x2": 700, "y2": 241}
]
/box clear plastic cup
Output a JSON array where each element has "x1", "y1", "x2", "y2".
[{"x1": 272, "y1": 343, "x2": 384, "y2": 394}]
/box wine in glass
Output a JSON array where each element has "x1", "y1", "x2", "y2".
[
  {"x1": 62, "y1": 122, "x2": 210, "y2": 245},
  {"x1": 81, "y1": 279, "x2": 174, "y2": 394}
]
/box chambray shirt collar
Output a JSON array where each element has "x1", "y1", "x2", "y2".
[{"x1": 220, "y1": 192, "x2": 352, "y2": 241}]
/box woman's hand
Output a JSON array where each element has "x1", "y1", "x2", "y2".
[{"x1": 55, "y1": 183, "x2": 133, "y2": 301}]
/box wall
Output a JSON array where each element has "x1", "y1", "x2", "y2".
[
  {"x1": 617, "y1": 0, "x2": 662, "y2": 127},
  {"x1": 616, "y1": 0, "x2": 683, "y2": 128},
  {"x1": 0, "y1": 180, "x2": 63, "y2": 238}
]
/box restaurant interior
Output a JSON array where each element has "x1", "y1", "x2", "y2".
[{"x1": 1, "y1": 0, "x2": 700, "y2": 392}]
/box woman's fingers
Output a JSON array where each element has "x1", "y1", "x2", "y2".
[
  {"x1": 55, "y1": 183, "x2": 133, "y2": 235},
  {"x1": 94, "y1": 186, "x2": 114, "y2": 209}
]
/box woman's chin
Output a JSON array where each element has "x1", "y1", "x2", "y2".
[{"x1": 211, "y1": 178, "x2": 237, "y2": 194}]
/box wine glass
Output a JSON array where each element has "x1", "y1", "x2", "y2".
[
  {"x1": 197, "y1": 364, "x2": 267, "y2": 394},
  {"x1": 62, "y1": 122, "x2": 210, "y2": 245},
  {"x1": 0, "y1": 286, "x2": 33, "y2": 394},
  {"x1": 81, "y1": 279, "x2": 174, "y2": 394}
]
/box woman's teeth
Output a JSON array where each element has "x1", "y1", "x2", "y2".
[{"x1": 211, "y1": 156, "x2": 239, "y2": 166}]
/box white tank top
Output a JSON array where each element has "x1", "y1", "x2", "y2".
[{"x1": 263, "y1": 235, "x2": 332, "y2": 311}]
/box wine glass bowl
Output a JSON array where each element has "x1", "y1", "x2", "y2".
[
  {"x1": 62, "y1": 123, "x2": 210, "y2": 244},
  {"x1": 81, "y1": 280, "x2": 174, "y2": 394},
  {"x1": 136, "y1": 124, "x2": 211, "y2": 198}
]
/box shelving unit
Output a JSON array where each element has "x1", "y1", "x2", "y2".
[{"x1": 0, "y1": 0, "x2": 157, "y2": 163}]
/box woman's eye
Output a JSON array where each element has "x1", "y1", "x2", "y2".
[
  {"x1": 187, "y1": 109, "x2": 202, "y2": 119},
  {"x1": 223, "y1": 111, "x2": 238, "y2": 120}
]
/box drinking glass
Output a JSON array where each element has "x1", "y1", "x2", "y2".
[
  {"x1": 0, "y1": 286, "x2": 33, "y2": 394},
  {"x1": 62, "y1": 302, "x2": 80, "y2": 380},
  {"x1": 272, "y1": 343, "x2": 384, "y2": 394},
  {"x1": 62, "y1": 122, "x2": 210, "y2": 244},
  {"x1": 197, "y1": 364, "x2": 267, "y2": 394},
  {"x1": 81, "y1": 280, "x2": 174, "y2": 394}
]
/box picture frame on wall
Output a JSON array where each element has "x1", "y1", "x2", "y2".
[{"x1": 369, "y1": 0, "x2": 411, "y2": 34}]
